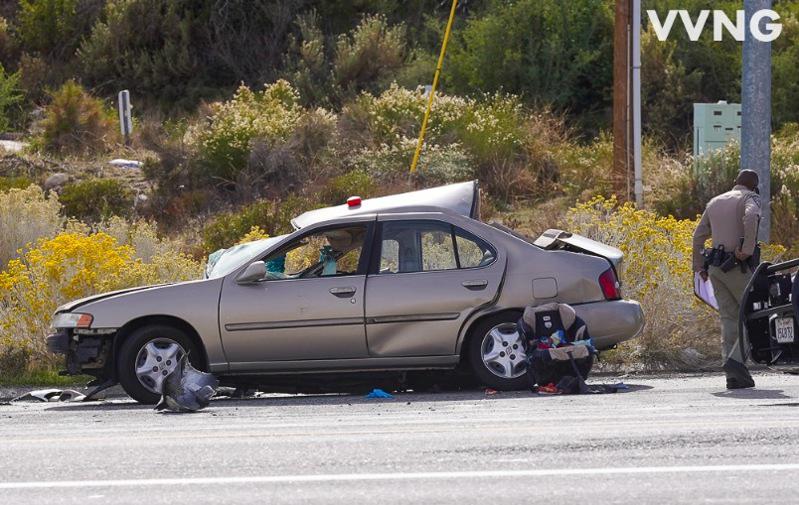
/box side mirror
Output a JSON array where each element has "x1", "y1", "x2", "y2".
[{"x1": 236, "y1": 261, "x2": 266, "y2": 284}]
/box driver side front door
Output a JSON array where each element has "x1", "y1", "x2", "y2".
[{"x1": 219, "y1": 222, "x2": 372, "y2": 370}]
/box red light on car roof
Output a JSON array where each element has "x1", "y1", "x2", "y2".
[{"x1": 347, "y1": 196, "x2": 362, "y2": 208}]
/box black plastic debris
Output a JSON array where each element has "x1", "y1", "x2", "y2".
[{"x1": 155, "y1": 356, "x2": 219, "y2": 413}]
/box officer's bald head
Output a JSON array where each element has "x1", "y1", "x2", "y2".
[{"x1": 736, "y1": 170, "x2": 760, "y2": 191}]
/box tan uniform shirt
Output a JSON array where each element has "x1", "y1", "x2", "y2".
[{"x1": 692, "y1": 185, "x2": 762, "y2": 271}]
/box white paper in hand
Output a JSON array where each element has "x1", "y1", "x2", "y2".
[{"x1": 694, "y1": 272, "x2": 719, "y2": 311}]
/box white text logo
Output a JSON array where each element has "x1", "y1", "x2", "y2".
[{"x1": 646, "y1": 9, "x2": 782, "y2": 42}]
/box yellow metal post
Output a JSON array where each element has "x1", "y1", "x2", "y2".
[{"x1": 410, "y1": 0, "x2": 458, "y2": 173}]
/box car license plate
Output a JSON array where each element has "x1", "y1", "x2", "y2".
[{"x1": 775, "y1": 317, "x2": 795, "y2": 344}]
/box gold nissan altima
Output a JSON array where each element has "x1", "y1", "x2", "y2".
[{"x1": 48, "y1": 181, "x2": 644, "y2": 403}]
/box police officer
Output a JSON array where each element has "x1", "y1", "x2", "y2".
[{"x1": 692, "y1": 169, "x2": 761, "y2": 389}]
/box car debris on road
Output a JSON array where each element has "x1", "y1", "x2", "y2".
[
  {"x1": 12, "y1": 389, "x2": 86, "y2": 402},
  {"x1": 364, "y1": 388, "x2": 394, "y2": 399},
  {"x1": 155, "y1": 356, "x2": 219, "y2": 413}
]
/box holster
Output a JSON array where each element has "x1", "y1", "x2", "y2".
[{"x1": 719, "y1": 252, "x2": 737, "y2": 273}]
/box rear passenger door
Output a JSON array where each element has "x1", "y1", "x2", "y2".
[{"x1": 364, "y1": 217, "x2": 505, "y2": 357}]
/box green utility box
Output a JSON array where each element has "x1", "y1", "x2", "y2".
[{"x1": 693, "y1": 101, "x2": 741, "y2": 158}]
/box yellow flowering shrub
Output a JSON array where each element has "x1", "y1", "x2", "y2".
[
  {"x1": 566, "y1": 196, "x2": 784, "y2": 369},
  {"x1": 0, "y1": 229, "x2": 202, "y2": 370},
  {"x1": 238, "y1": 226, "x2": 270, "y2": 244}
]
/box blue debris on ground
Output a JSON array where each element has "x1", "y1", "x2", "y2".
[{"x1": 365, "y1": 388, "x2": 394, "y2": 399}]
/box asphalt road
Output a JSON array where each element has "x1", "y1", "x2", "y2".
[{"x1": 2, "y1": 372, "x2": 799, "y2": 504}]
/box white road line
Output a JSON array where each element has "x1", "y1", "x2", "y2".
[{"x1": 3, "y1": 464, "x2": 799, "y2": 490}]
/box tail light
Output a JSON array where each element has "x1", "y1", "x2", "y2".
[{"x1": 599, "y1": 268, "x2": 621, "y2": 300}]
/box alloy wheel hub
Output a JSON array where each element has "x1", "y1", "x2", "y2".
[
  {"x1": 481, "y1": 323, "x2": 527, "y2": 379},
  {"x1": 134, "y1": 338, "x2": 186, "y2": 394}
]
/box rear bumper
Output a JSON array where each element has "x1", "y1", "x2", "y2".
[{"x1": 574, "y1": 299, "x2": 645, "y2": 350}]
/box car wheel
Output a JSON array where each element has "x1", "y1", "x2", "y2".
[
  {"x1": 117, "y1": 324, "x2": 201, "y2": 404},
  {"x1": 467, "y1": 312, "x2": 530, "y2": 390}
]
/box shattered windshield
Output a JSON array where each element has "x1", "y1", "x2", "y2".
[{"x1": 205, "y1": 235, "x2": 287, "y2": 279}]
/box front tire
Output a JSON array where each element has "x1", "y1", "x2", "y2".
[
  {"x1": 467, "y1": 312, "x2": 530, "y2": 390},
  {"x1": 117, "y1": 324, "x2": 202, "y2": 404}
]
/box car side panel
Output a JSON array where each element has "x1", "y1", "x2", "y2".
[
  {"x1": 452, "y1": 226, "x2": 643, "y2": 355},
  {"x1": 364, "y1": 213, "x2": 506, "y2": 357},
  {"x1": 364, "y1": 262, "x2": 505, "y2": 356},
  {"x1": 77, "y1": 278, "x2": 228, "y2": 372}
]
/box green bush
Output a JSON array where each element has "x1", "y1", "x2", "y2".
[
  {"x1": 17, "y1": 0, "x2": 101, "y2": 59},
  {"x1": 340, "y1": 83, "x2": 467, "y2": 148},
  {"x1": 201, "y1": 195, "x2": 318, "y2": 253},
  {"x1": 0, "y1": 65, "x2": 23, "y2": 132},
  {"x1": 651, "y1": 142, "x2": 740, "y2": 219},
  {"x1": 283, "y1": 11, "x2": 330, "y2": 106},
  {"x1": 78, "y1": 0, "x2": 300, "y2": 109},
  {"x1": 283, "y1": 13, "x2": 409, "y2": 106},
  {"x1": 189, "y1": 80, "x2": 305, "y2": 181},
  {"x1": 0, "y1": 176, "x2": 34, "y2": 192},
  {"x1": 319, "y1": 170, "x2": 376, "y2": 205},
  {"x1": 350, "y1": 140, "x2": 475, "y2": 186},
  {"x1": 332, "y1": 15, "x2": 407, "y2": 97},
  {"x1": 59, "y1": 178, "x2": 133, "y2": 222},
  {"x1": 37, "y1": 80, "x2": 116, "y2": 155},
  {"x1": 446, "y1": 0, "x2": 613, "y2": 130},
  {"x1": 454, "y1": 93, "x2": 526, "y2": 163}
]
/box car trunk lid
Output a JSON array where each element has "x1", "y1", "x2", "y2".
[
  {"x1": 533, "y1": 229, "x2": 623, "y2": 269},
  {"x1": 291, "y1": 180, "x2": 480, "y2": 229}
]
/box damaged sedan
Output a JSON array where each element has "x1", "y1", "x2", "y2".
[{"x1": 47, "y1": 181, "x2": 644, "y2": 403}]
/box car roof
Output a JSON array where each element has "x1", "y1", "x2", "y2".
[{"x1": 291, "y1": 180, "x2": 480, "y2": 229}]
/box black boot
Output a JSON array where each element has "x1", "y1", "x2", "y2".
[{"x1": 723, "y1": 359, "x2": 755, "y2": 389}]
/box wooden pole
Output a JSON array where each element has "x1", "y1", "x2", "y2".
[{"x1": 613, "y1": 0, "x2": 632, "y2": 199}]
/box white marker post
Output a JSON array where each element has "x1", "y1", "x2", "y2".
[{"x1": 118, "y1": 90, "x2": 133, "y2": 146}]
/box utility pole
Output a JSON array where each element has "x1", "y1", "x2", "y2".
[
  {"x1": 612, "y1": 0, "x2": 632, "y2": 200},
  {"x1": 613, "y1": 0, "x2": 643, "y2": 206},
  {"x1": 741, "y1": 0, "x2": 772, "y2": 242},
  {"x1": 632, "y1": 0, "x2": 642, "y2": 207}
]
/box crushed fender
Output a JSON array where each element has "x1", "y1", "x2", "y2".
[{"x1": 155, "y1": 356, "x2": 219, "y2": 413}]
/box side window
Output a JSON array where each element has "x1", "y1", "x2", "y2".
[
  {"x1": 262, "y1": 225, "x2": 367, "y2": 280},
  {"x1": 421, "y1": 227, "x2": 457, "y2": 271},
  {"x1": 378, "y1": 221, "x2": 494, "y2": 274},
  {"x1": 455, "y1": 232, "x2": 495, "y2": 268},
  {"x1": 379, "y1": 239, "x2": 399, "y2": 273}
]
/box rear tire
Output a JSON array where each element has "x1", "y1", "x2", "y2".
[
  {"x1": 466, "y1": 311, "x2": 530, "y2": 390},
  {"x1": 117, "y1": 324, "x2": 202, "y2": 404}
]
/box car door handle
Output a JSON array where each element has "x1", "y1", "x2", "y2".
[
  {"x1": 330, "y1": 286, "x2": 357, "y2": 297},
  {"x1": 462, "y1": 280, "x2": 488, "y2": 290}
]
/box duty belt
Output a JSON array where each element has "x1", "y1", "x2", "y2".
[
  {"x1": 703, "y1": 241, "x2": 761, "y2": 273},
  {"x1": 703, "y1": 245, "x2": 737, "y2": 272}
]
